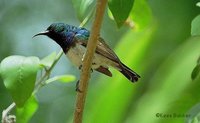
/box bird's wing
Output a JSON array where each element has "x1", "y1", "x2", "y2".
[
  {"x1": 74, "y1": 35, "x2": 120, "y2": 77},
  {"x1": 75, "y1": 36, "x2": 120, "y2": 64},
  {"x1": 96, "y1": 37, "x2": 120, "y2": 63}
]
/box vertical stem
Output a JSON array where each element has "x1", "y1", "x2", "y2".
[{"x1": 73, "y1": 0, "x2": 107, "y2": 123}]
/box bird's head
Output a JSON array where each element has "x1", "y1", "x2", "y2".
[
  {"x1": 33, "y1": 23, "x2": 67, "y2": 42},
  {"x1": 34, "y1": 23, "x2": 77, "y2": 52}
]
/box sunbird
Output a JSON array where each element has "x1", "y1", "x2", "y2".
[{"x1": 34, "y1": 23, "x2": 140, "y2": 82}]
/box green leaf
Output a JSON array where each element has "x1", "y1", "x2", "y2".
[
  {"x1": 45, "y1": 75, "x2": 75, "y2": 84},
  {"x1": 186, "y1": 103, "x2": 200, "y2": 123},
  {"x1": 191, "y1": 117, "x2": 199, "y2": 123},
  {"x1": 197, "y1": 56, "x2": 200, "y2": 64},
  {"x1": 129, "y1": 0, "x2": 152, "y2": 30},
  {"x1": 72, "y1": 0, "x2": 95, "y2": 22},
  {"x1": 108, "y1": 0, "x2": 134, "y2": 27},
  {"x1": 107, "y1": 9, "x2": 114, "y2": 20},
  {"x1": 16, "y1": 95, "x2": 38, "y2": 123},
  {"x1": 191, "y1": 64, "x2": 200, "y2": 80},
  {"x1": 196, "y1": 2, "x2": 200, "y2": 7},
  {"x1": 191, "y1": 56, "x2": 200, "y2": 80},
  {"x1": 40, "y1": 52, "x2": 56, "y2": 68},
  {"x1": 0, "y1": 56, "x2": 40, "y2": 107},
  {"x1": 191, "y1": 15, "x2": 200, "y2": 36}
]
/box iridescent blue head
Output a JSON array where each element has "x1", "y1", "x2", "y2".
[{"x1": 34, "y1": 23, "x2": 78, "y2": 52}]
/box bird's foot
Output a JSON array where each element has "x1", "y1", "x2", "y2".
[
  {"x1": 78, "y1": 65, "x2": 82, "y2": 70},
  {"x1": 90, "y1": 68, "x2": 93, "y2": 73},
  {"x1": 75, "y1": 80, "x2": 82, "y2": 93},
  {"x1": 78, "y1": 65, "x2": 93, "y2": 73}
]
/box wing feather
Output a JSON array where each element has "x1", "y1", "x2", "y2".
[{"x1": 75, "y1": 37, "x2": 120, "y2": 64}]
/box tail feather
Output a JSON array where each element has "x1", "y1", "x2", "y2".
[{"x1": 119, "y1": 62, "x2": 140, "y2": 82}]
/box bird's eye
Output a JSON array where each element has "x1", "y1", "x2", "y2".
[{"x1": 47, "y1": 26, "x2": 52, "y2": 31}]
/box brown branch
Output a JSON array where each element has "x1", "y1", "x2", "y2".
[{"x1": 73, "y1": 0, "x2": 107, "y2": 123}]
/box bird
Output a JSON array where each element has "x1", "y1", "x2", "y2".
[{"x1": 33, "y1": 23, "x2": 140, "y2": 83}]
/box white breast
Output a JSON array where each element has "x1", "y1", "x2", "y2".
[{"x1": 66, "y1": 45, "x2": 85, "y2": 67}]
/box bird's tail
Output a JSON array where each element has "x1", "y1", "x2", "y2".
[{"x1": 119, "y1": 62, "x2": 140, "y2": 82}]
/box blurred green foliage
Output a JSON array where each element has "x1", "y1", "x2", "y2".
[
  {"x1": 191, "y1": 56, "x2": 200, "y2": 80},
  {"x1": 0, "y1": 0, "x2": 200, "y2": 123},
  {"x1": 0, "y1": 56, "x2": 40, "y2": 107},
  {"x1": 16, "y1": 96, "x2": 38, "y2": 123},
  {"x1": 108, "y1": 0, "x2": 134, "y2": 27},
  {"x1": 191, "y1": 15, "x2": 200, "y2": 36},
  {"x1": 71, "y1": 0, "x2": 95, "y2": 22}
]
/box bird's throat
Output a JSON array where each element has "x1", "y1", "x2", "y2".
[{"x1": 48, "y1": 34, "x2": 75, "y2": 53}]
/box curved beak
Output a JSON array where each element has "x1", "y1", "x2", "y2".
[{"x1": 33, "y1": 30, "x2": 49, "y2": 38}]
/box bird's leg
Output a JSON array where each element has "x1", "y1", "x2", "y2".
[
  {"x1": 91, "y1": 63, "x2": 96, "y2": 73},
  {"x1": 75, "y1": 80, "x2": 82, "y2": 92},
  {"x1": 79, "y1": 64, "x2": 93, "y2": 72},
  {"x1": 90, "y1": 69, "x2": 93, "y2": 72},
  {"x1": 78, "y1": 65, "x2": 82, "y2": 70}
]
